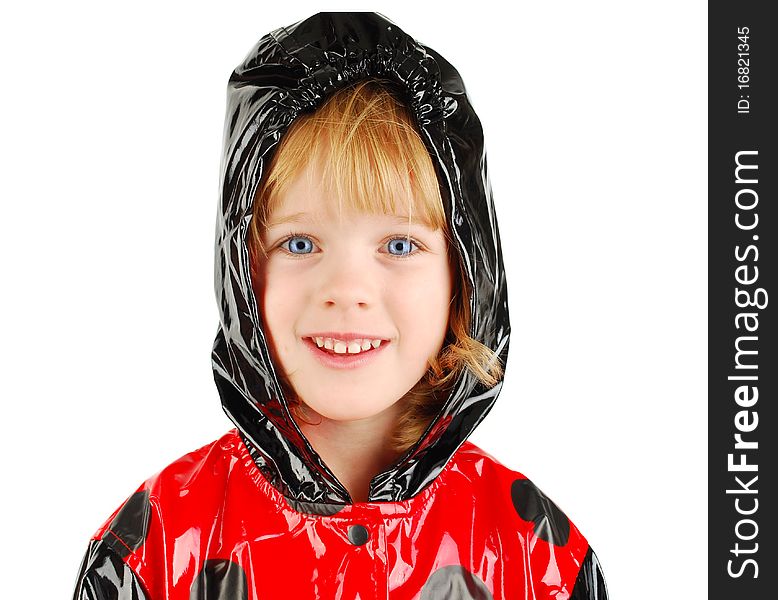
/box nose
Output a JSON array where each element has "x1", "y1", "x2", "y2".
[{"x1": 317, "y1": 251, "x2": 376, "y2": 311}]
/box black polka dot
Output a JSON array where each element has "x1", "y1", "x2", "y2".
[
  {"x1": 421, "y1": 566, "x2": 493, "y2": 600},
  {"x1": 190, "y1": 559, "x2": 248, "y2": 600},
  {"x1": 101, "y1": 490, "x2": 150, "y2": 558},
  {"x1": 510, "y1": 479, "x2": 570, "y2": 546},
  {"x1": 348, "y1": 524, "x2": 369, "y2": 545}
]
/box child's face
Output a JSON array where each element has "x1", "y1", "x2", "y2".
[{"x1": 255, "y1": 160, "x2": 453, "y2": 424}]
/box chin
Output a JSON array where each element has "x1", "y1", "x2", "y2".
[
  {"x1": 315, "y1": 404, "x2": 389, "y2": 423},
  {"x1": 301, "y1": 393, "x2": 398, "y2": 423}
]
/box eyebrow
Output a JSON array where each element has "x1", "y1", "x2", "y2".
[
  {"x1": 265, "y1": 212, "x2": 434, "y2": 228},
  {"x1": 265, "y1": 212, "x2": 310, "y2": 228}
]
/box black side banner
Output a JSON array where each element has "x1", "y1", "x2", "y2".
[{"x1": 709, "y1": 4, "x2": 776, "y2": 598}]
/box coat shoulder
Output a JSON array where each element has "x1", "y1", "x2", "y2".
[
  {"x1": 81, "y1": 430, "x2": 252, "y2": 598},
  {"x1": 456, "y1": 440, "x2": 582, "y2": 543},
  {"x1": 455, "y1": 440, "x2": 608, "y2": 598},
  {"x1": 91, "y1": 429, "x2": 243, "y2": 548},
  {"x1": 455, "y1": 439, "x2": 532, "y2": 483}
]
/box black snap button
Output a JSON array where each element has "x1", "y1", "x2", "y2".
[{"x1": 348, "y1": 524, "x2": 369, "y2": 546}]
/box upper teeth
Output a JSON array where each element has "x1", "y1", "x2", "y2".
[{"x1": 312, "y1": 337, "x2": 384, "y2": 354}]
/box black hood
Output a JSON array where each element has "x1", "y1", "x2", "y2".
[{"x1": 211, "y1": 12, "x2": 510, "y2": 507}]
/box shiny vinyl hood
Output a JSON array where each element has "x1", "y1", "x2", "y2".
[{"x1": 211, "y1": 11, "x2": 510, "y2": 506}]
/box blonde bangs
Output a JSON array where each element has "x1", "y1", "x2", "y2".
[{"x1": 255, "y1": 79, "x2": 446, "y2": 236}]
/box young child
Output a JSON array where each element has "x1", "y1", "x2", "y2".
[{"x1": 73, "y1": 12, "x2": 607, "y2": 599}]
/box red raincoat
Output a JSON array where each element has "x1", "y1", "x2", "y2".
[{"x1": 73, "y1": 12, "x2": 608, "y2": 599}]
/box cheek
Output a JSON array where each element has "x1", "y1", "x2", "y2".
[
  {"x1": 393, "y1": 262, "x2": 453, "y2": 344},
  {"x1": 260, "y1": 266, "x2": 301, "y2": 357}
]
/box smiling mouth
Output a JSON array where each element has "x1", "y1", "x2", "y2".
[
  {"x1": 307, "y1": 336, "x2": 386, "y2": 356},
  {"x1": 302, "y1": 336, "x2": 390, "y2": 369}
]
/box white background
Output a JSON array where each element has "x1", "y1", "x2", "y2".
[{"x1": 1, "y1": 1, "x2": 707, "y2": 597}]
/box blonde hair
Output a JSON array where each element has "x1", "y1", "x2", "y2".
[{"x1": 248, "y1": 79, "x2": 503, "y2": 455}]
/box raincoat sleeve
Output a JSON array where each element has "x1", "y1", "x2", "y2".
[
  {"x1": 571, "y1": 547, "x2": 609, "y2": 599},
  {"x1": 72, "y1": 539, "x2": 149, "y2": 600},
  {"x1": 72, "y1": 488, "x2": 153, "y2": 600}
]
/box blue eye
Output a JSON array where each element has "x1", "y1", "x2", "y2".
[
  {"x1": 285, "y1": 236, "x2": 314, "y2": 254},
  {"x1": 387, "y1": 237, "x2": 416, "y2": 256},
  {"x1": 278, "y1": 234, "x2": 420, "y2": 258}
]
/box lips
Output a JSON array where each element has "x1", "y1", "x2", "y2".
[{"x1": 302, "y1": 336, "x2": 390, "y2": 370}]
